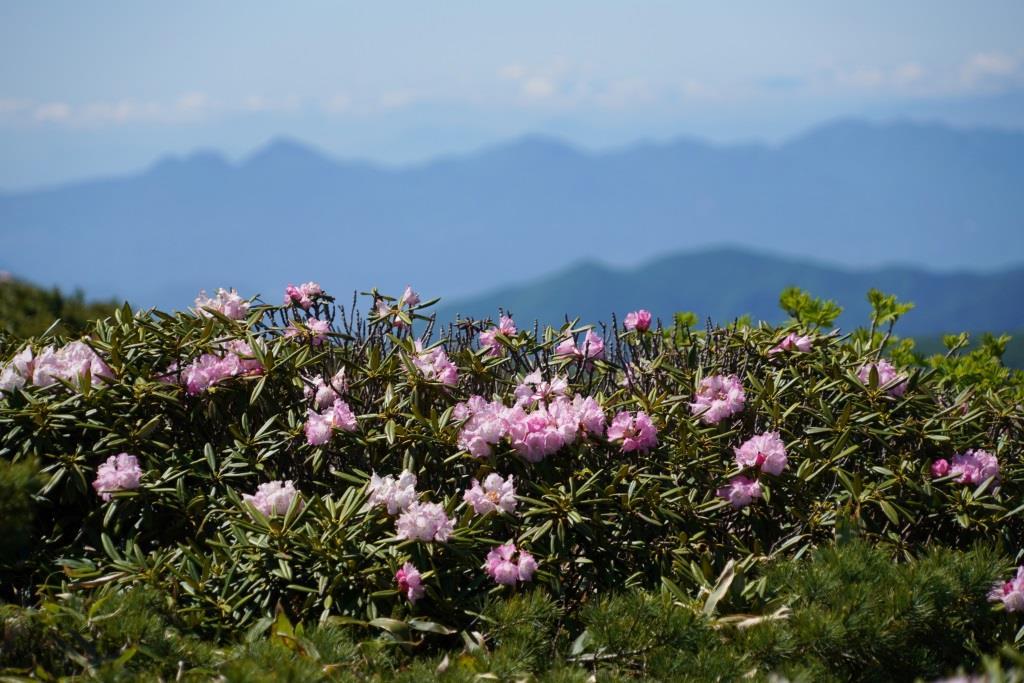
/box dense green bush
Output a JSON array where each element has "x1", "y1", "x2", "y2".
[
  {"x1": 1, "y1": 283, "x2": 1022, "y2": 679},
  {"x1": 0, "y1": 275, "x2": 118, "y2": 340}
]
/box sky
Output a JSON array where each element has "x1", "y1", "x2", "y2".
[{"x1": 2, "y1": 1, "x2": 1024, "y2": 189}]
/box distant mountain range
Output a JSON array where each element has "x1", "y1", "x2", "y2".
[
  {"x1": 435, "y1": 247, "x2": 1024, "y2": 335},
  {"x1": 1, "y1": 118, "x2": 1022, "y2": 329}
]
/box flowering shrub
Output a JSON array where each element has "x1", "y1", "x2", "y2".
[{"x1": 0, "y1": 282, "x2": 1022, "y2": 643}]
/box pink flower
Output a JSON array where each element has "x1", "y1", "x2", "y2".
[
  {"x1": 464, "y1": 473, "x2": 517, "y2": 515},
  {"x1": 395, "y1": 501, "x2": 454, "y2": 542},
  {"x1": 284, "y1": 282, "x2": 323, "y2": 310},
  {"x1": 92, "y1": 453, "x2": 143, "y2": 501},
  {"x1": 175, "y1": 340, "x2": 264, "y2": 395},
  {"x1": 32, "y1": 341, "x2": 114, "y2": 390},
  {"x1": 400, "y1": 285, "x2": 420, "y2": 308},
  {"x1": 857, "y1": 359, "x2": 907, "y2": 396},
  {"x1": 285, "y1": 317, "x2": 331, "y2": 345},
  {"x1": 989, "y1": 567, "x2": 1024, "y2": 612},
  {"x1": 412, "y1": 340, "x2": 458, "y2": 386},
  {"x1": 717, "y1": 475, "x2": 762, "y2": 509},
  {"x1": 555, "y1": 330, "x2": 605, "y2": 363},
  {"x1": 570, "y1": 395, "x2": 607, "y2": 437},
  {"x1": 514, "y1": 370, "x2": 568, "y2": 406},
  {"x1": 0, "y1": 347, "x2": 34, "y2": 394},
  {"x1": 624, "y1": 309, "x2": 652, "y2": 332},
  {"x1": 930, "y1": 459, "x2": 950, "y2": 478},
  {"x1": 690, "y1": 374, "x2": 746, "y2": 424},
  {"x1": 479, "y1": 316, "x2": 517, "y2": 356},
  {"x1": 505, "y1": 400, "x2": 579, "y2": 462},
  {"x1": 484, "y1": 542, "x2": 537, "y2": 586},
  {"x1": 194, "y1": 288, "x2": 249, "y2": 320},
  {"x1": 395, "y1": 562, "x2": 425, "y2": 603},
  {"x1": 243, "y1": 480, "x2": 301, "y2": 517},
  {"x1": 304, "y1": 369, "x2": 347, "y2": 410},
  {"x1": 455, "y1": 396, "x2": 510, "y2": 458},
  {"x1": 949, "y1": 449, "x2": 999, "y2": 485},
  {"x1": 734, "y1": 432, "x2": 788, "y2": 476},
  {"x1": 769, "y1": 332, "x2": 813, "y2": 354},
  {"x1": 368, "y1": 470, "x2": 418, "y2": 515},
  {"x1": 606, "y1": 411, "x2": 658, "y2": 453},
  {"x1": 304, "y1": 398, "x2": 357, "y2": 445}
]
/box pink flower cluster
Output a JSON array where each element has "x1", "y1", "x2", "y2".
[
  {"x1": 624, "y1": 309, "x2": 652, "y2": 332},
  {"x1": 769, "y1": 332, "x2": 812, "y2": 354},
  {"x1": 368, "y1": 470, "x2": 418, "y2": 515},
  {"x1": 169, "y1": 340, "x2": 263, "y2": 395},
  {"x1": 939, "y1": 449, "x2": 999, "y2": 485},
  {"x1": 606, "y1": 411, "x2": 658, "y2": 453},
  {"x1": 395, "y1": 501, "x2": 454, "y2": 542},
  {"x1": 514, "y1": 370, "x2": 568, "y2": 405},
  {"x1": 734, "y1": 432, "x2": 789, "y2": 476},
  {"x1": 464, "y1": 473, "x2": 517, "y2": 515},
  {"x1": 690, "y1": 374, "x2": 746, "y2": 424},
  {"x1": 284, "y1": 282, "x2": 323, "y2": 310},
  {"x1": 194, "y1": 288, "x2": 249, "y2": 320},
  {"x1": 375, "y1": 286, "x2": 420, "y2": 328},
  {"x1": 395, "y1": 562, "x2": 425, "y2": 603},
  {"x1": 92, "y1": 453, "x2": 143, "y2": 501},
  {"x1": 455, "y1": 390, "x2": 607, "y2": 462},
  {"x1": 556, "y1": 330, "x2": 605, "y2": 363},
  {"x1": 484, "y1": 542, "x2": 537, "y2": 586},
  {"x1": 479, "y1": 316, "x2": 517, "y2": 356},
  {"x1": 857, "y1": 359, "x2": 907, "y2": 396},
  {"x1": 717, "y1": 475, "x2": 762, "y2": 509},
  {"x1": 243, "y1": 480, "x2": 301, "y2": 517},
  {"x1": 285, "y1": 317, "x2": 331, "y2": 345},
  {"x1": 411, "y1": 340, "x2": 458, "y2": 386},
  {"x1": 304, "y1": 398, "x2": 358, "y2": 445},
  {"x1": 989, "y1": 566, "x2": 1024, "y2": 612},
  {"x1": 0, "y1": 342, "x2": 114, "y2": 394},
  {"x1": 304, "y1": 368, "x2": 347, "y2": 409}
]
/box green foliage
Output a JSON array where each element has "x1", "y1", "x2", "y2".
[
  {"x1": 0, "y1": 276, "x2": 118, "y2": 339},
  {"x1": 779, "y1": 286, "x2": 843, "y2": 329}
]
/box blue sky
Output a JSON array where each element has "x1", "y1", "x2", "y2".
[{"x1": 2, "y1": 1, "x2": 1023, "y2": 189}]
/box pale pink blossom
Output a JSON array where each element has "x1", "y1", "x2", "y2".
[
  {"x1": 464, "y1": 473, "x2": 517, "y2": 515},
  {"x1": 949, "y1": 449, "x2": 999, "y2": 485},
  {"x1": 284, "y1": 282, "x2": 323, "y2": 310},
  {"x1": 857, "y1": 359, "x2": 907, "y2": 396},
  {"x1": 479, "y1": 316, "x2": 517, "y2": 356},
  {"x1": 92, "y1": 453, "x2": 143, "y2": 501},
  {"x1": 243, "y1": 480, "x2": 301, "y2": 517},
  {"x1": 368, "y1": 470, "x2": 418, "y2": 515},
  {"x1": 930, "y1": 459, "x2": 950, "y2": 478},
  {"x1": 304, "y1": 369, "x2": 347, "y2": 409},
  {"x1": 304, "y1": 398, "x2": 357, "y2": 445},
  {"x1": 174, "y1": 340, "x2": 263, "y2": 395},
  {"x1": 989, "y1": 566, "x2": 1024, "y2": 612},
  {"x1": 570, "y1": 395, "x2": 607, "y2": 437},
  {"x1": 624, "y1": 309, "x2": 652, "y2": 332},
  {"x1": 690, "y1": 374, "x2": 746, "y2": 424},
  {"x1": 734, "y1": 432, "x2": 788, "y2": 476},
  {"x1": 395, "y1": 501, "x2": 454, "y2": 542},
  {"x1": 194, "y1": 288, "x2": 249, "y2": 320},
  {"x1": 606, "y1": 411, "x2": 658, "y2": 453},
  {"x1": 0, "y1": 347, "x2": 34, "y2": 394},
  {"x1": 399, "y1": 285, "x2": 420, "y2": 308},
  {"x1": 484, "y1": 542, "x2": 537, "y2": 586},
  {"x1": 505, "y1": 400, "x2": 579, "y2": 462},
  {"x1": 717, "y1": 475, "x2": 762, "y2": 509},
  {"x1": 514, "y1": 370, "x2": 569, "y2": 406},
  {"x1": 769, "y1": 332, "x2": 813, "y2": 354},
  {"x1": 395, "y1": 562, "x2": 425, "y2": 603},
  {"x1": 412, "y1": 340, "x2": 458, "y2": 385},
  {"x1": 285, "y1": 317, "x2": 330, "y2": 345},
  {"x1": 31, "y1": 341, "x2": 114, "y2": 390},
  {"x1": 555, "y1": 329, "x2": 605, "y2": 363},
  {"x1": 455, "y1": 396, "x2": 510, "y2": 457}
]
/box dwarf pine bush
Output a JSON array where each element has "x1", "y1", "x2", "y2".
[{"x1": 0, "y1": 282, "x2": 1022, "y2": 679}]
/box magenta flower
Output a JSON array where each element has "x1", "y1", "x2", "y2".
[
  {"x1": 930, "y1": 459, "x2": 950, "y2": 478},
  {"x1": 395, "y1": 501, "x2": 454, "y2": 542},
  {"x1": 484, "y1": 542, "x2": 537, "y2": 586},
  {"x1": 243, "y1": 480, "x2": 301, "y2": 517},
  {"x1": 606, "y1": 411, "x2": 658, "y2": 453},
  {"x1": 734, "y1": 432, "x2": 788, "y2": 476},
  {"x1": 194, "y1": 288, "x2": 249, "y2": 320},
  {"x1": 769, "y1": 332, "x2": 812, "y2": 354},
  {"x1": 717, "y1": 475, "x2": 762, "y2": 509},
  {"x1": 989, "y1": 566, "x2": 1024, "y2": 612},
  {"x1": 284, "y1": 282, "x2": 323, "y2": 310},
  {"x1": 395, "y1": 562, "x2": 425, "y2": 603},
  {"x1": 949, "y1": 449, "x2": 999, "y2": 485},
  {"x1": 624, "y1": 309, "x2": 652, "y2": 332},
  {"x1": 92, "y1": 453, "x2": 143, "y2": 501},
  {"x1": 479, "y1": 316, "x2": 517, "y2": 356},
  {"x1": 857, "y1": 359, "x2": 907, "y2": 396},
  {"x1": 304, "y1": 398, "x2": 357, "y2": 445},
  {"x1": 464, "y1": 473, "x2": 517, "y2": 515},
  {"x1": 690, "y1": 374, "x2": 746, "y2": 424},
  {"x1": 368, "y1": 470, "x2": 418, "y2": 515},
  {"x1": 412, "y1": 341, "x2": 458, "y2": 386}
]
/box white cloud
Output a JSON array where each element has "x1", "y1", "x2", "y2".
[
  {"x1": 323, "y1": 93, "x2": 352, "y2": 114},
  {"x1": 960, "y1": 52, "x2": 1019, "y2": 86},
  {"x1": 34, "y1": 102, "x2": 71, "y2": 122}
]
